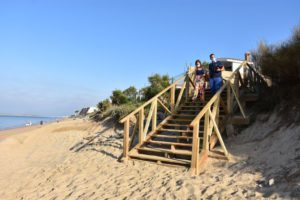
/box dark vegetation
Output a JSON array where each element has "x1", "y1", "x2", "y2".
[{"x1": 252, "y1": 24, "x2": 300, "y2": 111}]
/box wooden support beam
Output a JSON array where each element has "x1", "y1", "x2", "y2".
[
  {"x1": 185, "y1": 74, "x2": 190, "y2": 100},
  {"x1": 138, "y1": 108, "x2": 144, "y2": 144},
  {"x1": 129, "y1": 117, "x2": 138, "y2": 149},
  {"x1": 188, "y1": 76, "x2": 195, "y2": 89},
  {"x1": 175, "y1": 81, "x2": 186, "y2": 109},
  {"x1": 203, "y1": 111, "x2": 209, "y2": 151},
  {"x1": 208, "y1": 110, "x2": 229, "y2": 157},
  {"x1": 237, "y1": 71, "x2": 245, "y2": 88},
  {"x1": 207, "y1": 97, "x2": 219, "y2": 137},
  {"x1": 220, "y1": 97, "x2": 228, "y2": 115},
  {"x1": 157, "y1": 98, "x2": 171, "y2": 114},
  {"x1": 123, "y1": 119, "x2": 130, "y2": 158},
  {"x1": 143, "y1": 101, "x2": 155, "y2": 136},
  {"x1": 170, "y1": 85, "x2": 176, "y2": 112},
  {"x1": 191, "y1": 122, "x2": 199, "y2": 174},
  {"x1": 229, "y1": 83, "x2": 246, "y2": 118},
  {"x1": 152, "y1": 99, "x2": 157, "y2": 131}
]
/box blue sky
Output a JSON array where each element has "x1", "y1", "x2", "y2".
[{"x1": 1, "y1": 0, "x2": 299, "y2": 116}]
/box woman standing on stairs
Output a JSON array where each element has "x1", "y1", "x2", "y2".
[{"x1": 192, "y1": 59, "x2": 208, "y2": 103}]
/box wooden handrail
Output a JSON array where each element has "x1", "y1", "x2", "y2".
[{"x1": 119, "y1": 71, "x2": 192, "y2": 123}]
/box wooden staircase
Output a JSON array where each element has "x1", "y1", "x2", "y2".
[
  {"x1": 119, "y1": 61, "x2": 267, "y2": 175},
  {"x1": 128, "y1": 89, "x2": 227, "y2": 167}
]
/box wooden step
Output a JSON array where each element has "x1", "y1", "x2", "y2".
[
  {"x1": 178, "y1": 110, "x2": 202, "y2": 112},
  {"x1": 152, "y1": 135, "x2": 193, "y2": 139},
  {"x1": 181, "y1": 105, "x2": 204, "y2": 108},
  {"x1": 168, "y1": 118, "x2": 192, "y2": 122},
  {"x1": 158, "y1": 128, "x2": 193, "y2": 133},
  {"x1": 137, "y1": 147, "x2": 192, "y2": 156},
  {"x1": 146, "y1": 140, "x2": 193, "y2": 147},
  {"x1": 129, "y1": 151, "x2": 191, "y2": 165},
  {"x1": 172, "y1": 114, "x2": 197, "y2": 117},
  {"x1": 162, "y1": 123, "x2": 190, "y2": 128}
]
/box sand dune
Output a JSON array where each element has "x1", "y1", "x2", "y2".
[{"x1": 0, "y1": 116, "x2": 299, "y2": 199}]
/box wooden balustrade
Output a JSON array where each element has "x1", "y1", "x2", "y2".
[{"x1": 119, "y1": 69, "x2": 194, "y2": 159}]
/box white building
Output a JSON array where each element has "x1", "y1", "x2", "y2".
[
  {"x1": 87, "y1": 107, "x2": 98, "y2": 114},
  {"x1": 218, "y1": 57, "x2": 254, "y2": 80},
  {"x1": 218, "y1": 58, "x2": 253, "y2": 72}
]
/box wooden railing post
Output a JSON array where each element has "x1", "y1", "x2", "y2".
[
  {"x1": 203, "y1": 111, "x2": 209, "y2": 151},
  {"x1": 152, "y1": 99, "x2": 157, "y2": 132},
  {"x1": 226, "y1": 83, "x2": 232, "y2": 114},
  {"x1": 216, "y1": 96, "x2": 220, "y2": 125},
  {"x1": 185, "y1": 73, "x2": 190, "y2": 101},
  {"x1": 191, "y1": 122, "x2": 199, "y2": 175},
  {"x1": 123, "y1": 119, "x2": 130, "y2": 158},
  {"x1": 138, "y1": 108, "x2": 144, "y2": 144},
  {"x1": 170, "y1": 85, "x2": 175, "y2": 112}
]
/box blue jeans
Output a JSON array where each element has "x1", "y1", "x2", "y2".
[{"x1": 209, "y1": 77, "x2": 222, "y2": 95}]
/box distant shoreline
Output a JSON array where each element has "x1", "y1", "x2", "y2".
[
  {"x1": 0, "y1": 118, "x2": 67, "y2": 141},
  {"x1": 0, "y1": 115, "x2": 68, "y2": 132}
]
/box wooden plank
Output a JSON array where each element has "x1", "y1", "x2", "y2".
[
  {"x1": 168, "y1": 118, "x2": 192, "y2": 122},
  {"x1": 175, "y1": 81, "x2": 186, "y2": 109},
  {"x1": 152, "y1": 135, "x2": 193, "y2": 139},
  {"x1": 226, "y1": 82, "x2": 232, "y2": 114},
  {"x1": 185, "y1": 74, "x2": 190, "y2": 100},
  {"x1": 196, "y1": 150, "x2": 208, "y2": 175},
  {"x1": 163, "y1": 123, "x2": 189, "y2": 127},
  {"x1": 157, "y1": 98, "x2": 172, "y2": 114},
  {"x1": 138, "y1": 108, "x2": 144, "y2": 144},
  {"x1": 229, "y1": 83, "x2": 246, "y2": 118},
  {"x1": 172, "y1": 114, "x2": 198, "y2": 117},
  {"x1": 203, "y1": 111, "x2": 209, "y2": 151},
  {"x1": 152, "y1": 99, "x2": 157, "y2": 131},
  {"x1": 147, "y1": 140, "x2": 192, "y2": 147},
  {"x1": 219, "y1": 97, "x2": 228, "y2": 115},
  {"x1": 129, "y1": 150, "x2": 191, "y2": 165},
  {"x1": 181, "y1": 105, "x2": 204, "y2": 108},
  {"x1": 158, "y1": 128, "x2": 193, "y2": 133},
  {"x1": 208, "y1": 109, "x2": 228, "y2": 157},
  {"x1": 123, "y1": 119, "x2": 130, "y2": 158},
  {"x1": 209, "y1": 133, "x2": 218, "y2": 150},
  {"x1": 129, "y1": 118, "x2": 138, "y2": 149},
  {"x1": 207, "y1": 97, "x2": 219, "y2": 137},
  {"x1": 137, "y1": 147, "x2": 192, "y2": 156},
  {"x1": 143, "y1": 101, "x2": 155, "y2": 135},
  {"x1": 188, "y1": 76, "x2": 195, "y2": 89},
  {"x1": 170, "y1": 84, "x2": 176, "y2": 112},
  {"x1": 191, "y1": 122, "x2": 199, "y2": 174}
]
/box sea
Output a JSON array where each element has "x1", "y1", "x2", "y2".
[{"x1": 0, "y1": 116, "x2": 60, "y2": 130}]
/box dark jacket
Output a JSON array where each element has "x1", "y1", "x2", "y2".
[{"x1": 209, "y1": 61, "x2": 223, "y2": 78}]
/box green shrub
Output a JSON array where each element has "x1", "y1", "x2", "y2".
[
  {"x1": 142, "y1": 74, "x2": 170, "y2": 100},
  {"x1": 110, "y1": 89, "x2": 128, "y2": 105},
  {"x1": 103, "y1": 103, "x2": 141, "y2": 121}
]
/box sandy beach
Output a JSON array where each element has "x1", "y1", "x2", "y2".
[{"x1": 0, "y1": 115, "x2": 299, "y2": 200}]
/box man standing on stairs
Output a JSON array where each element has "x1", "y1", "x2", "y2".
[{"x1": 209, "y1": 53, "x2": 225, "y2": 95}]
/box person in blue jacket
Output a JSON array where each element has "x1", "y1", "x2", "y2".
[{"x1": 209, "y1": 53, "x2": 224, "y2": 95}]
